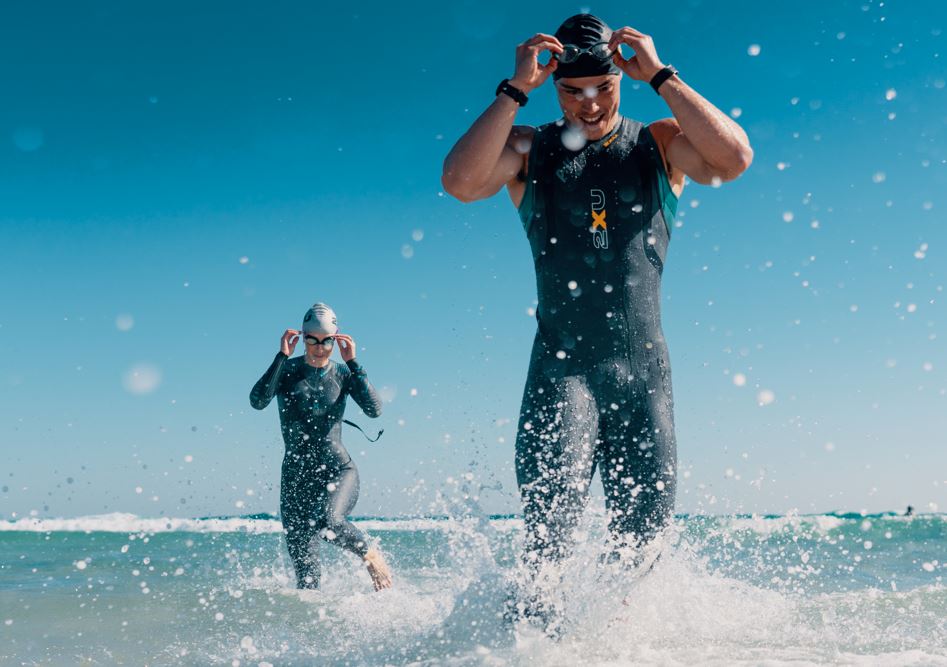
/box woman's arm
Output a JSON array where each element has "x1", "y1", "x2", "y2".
[
  {"x1": 344, "y1": 360, "x2": 383, "y2": 419},
  {"x1": 334, "y1": 334, "x2": 382, "y2": 418},
  {"x1": 249, "y1": 352, "x2": 288, "y2": 410},
  {"x1": 249, "y1": 330, "x2": 298, "y2": 410}
]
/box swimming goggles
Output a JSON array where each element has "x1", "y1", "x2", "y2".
[
  {"x1": 304, "y1": 335, "x2": 335, "y2": 346},
  {"x1": 556, "y1": 42, "x2": 615, "y2": 64}
]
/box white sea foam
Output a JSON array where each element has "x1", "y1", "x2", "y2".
[
  {"x1": 0, "y1": 512, "x2": 525, "y2": 534},
  {"x1": 1, "y1": 512, "x2": 938, "y2": 535},
  {"x1": 726, "y1": 513, "x2": 847, "y2": 535},
  {"x1": 3, "y1": 507, "x2": 945, "y2": 666},
  {"x1": 0, "y1": 513, "x2": 283, "y2": 534}
]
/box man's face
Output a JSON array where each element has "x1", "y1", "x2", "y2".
[{"x1": 555, "y1": 74, "x2": 621, "y2": 140}]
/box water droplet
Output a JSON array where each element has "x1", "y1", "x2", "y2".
[
  {"x1": 123, "y1": 364, "x2": 162, "y2": 395},
  {"x1": 561, "y1": 126, "x2": 587, "y2": 151}
]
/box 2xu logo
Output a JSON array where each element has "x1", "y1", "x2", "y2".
[{"x1": 590, "y1": 188, "x2": 609, "y2": 249}]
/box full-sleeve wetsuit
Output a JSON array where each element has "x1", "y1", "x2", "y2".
[
  {"x1": 250, "y1": 352, "x2": 383, "y2": 588},
  {"x1": 515, "y1": 117, "x2": 679, "y2": 570}
]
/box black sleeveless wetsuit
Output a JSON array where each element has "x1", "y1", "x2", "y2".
[
  {"x1": 250, "y1": 353, "x2": 383, "y2": 588},
  {"x1": 515, "y1": 116, "x2": 679, "y2": 567}
]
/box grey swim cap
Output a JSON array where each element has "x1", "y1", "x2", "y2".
[{"x1": 302, "y1": 303, "x2": 338, "y2": 335}]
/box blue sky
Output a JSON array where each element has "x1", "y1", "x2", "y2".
[{"x1": 2, "y1": 0, "x2": 945, "y2": 519}]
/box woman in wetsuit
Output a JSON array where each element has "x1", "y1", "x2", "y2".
[{"x1": 250, "y1": 303, "x2": 391, "y2": 591}]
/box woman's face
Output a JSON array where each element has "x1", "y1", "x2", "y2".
[{"x1": 304, "y1": 333, "x2": 335, "y2": 360}]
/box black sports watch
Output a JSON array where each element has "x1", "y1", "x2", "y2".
[
  {"x1": 650, "y1": 65, "x2": 678, "y2": 94},
  {"x1": 496, "y1": 79, "x2": 528, "y2": 107}
]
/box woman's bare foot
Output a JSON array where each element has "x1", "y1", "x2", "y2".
[{"x1": 363, "y1": 548, "x2": 392, "y2": 591}]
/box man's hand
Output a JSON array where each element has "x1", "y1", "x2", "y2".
[
  {"x1": 280, "y1": 329, "x2": 300, "y2": 357},
  {"x1": 335, "y1": 333, "x2": 357, "y2": 362},
  {"x1": 608, "y1": 27, "x2": 666, "y2": 82},
  {"x1": 509, "y1": 34, "x2": 563, "y2": 93}
]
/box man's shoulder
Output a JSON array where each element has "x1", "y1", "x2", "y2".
[
  {"x1": 510, "y1": 121, "x2": 564, "y2": 159},
  {"x1": 533, "y1": 120, "x2": 567, "y2": 135},
  {"x1": 645, "y1": 118, "x2": 680, "y2": 147},
  {"x1": 508, "y1": 124, "x2": 537, "y2": 149}
]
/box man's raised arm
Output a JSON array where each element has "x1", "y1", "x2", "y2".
[
  {"x1": 442, "y1": 34, "x2": 563, "y2": 203},
  {"x1": 608, "y1": 26, "x2": 753, "y2": 186}
]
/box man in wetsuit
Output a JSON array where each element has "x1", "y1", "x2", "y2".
[
  {"x1": 250, "y1": 303, "x2": 392, "y2": 591},
  {"x1": 442, "y1": 13, "x2": 752, "y2": 601}
]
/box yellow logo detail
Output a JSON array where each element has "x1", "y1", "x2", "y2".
[{"x1": 591, "y1": 209, "x2": 608, "y2": 230}]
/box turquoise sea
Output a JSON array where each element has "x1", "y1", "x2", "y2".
[{"x1": 1, "y1": 510, "x2": 944, "y2": 666}]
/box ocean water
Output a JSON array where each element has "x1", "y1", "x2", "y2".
[{"x1": 1, "y1": 510, "x2": 944, "y2": 666}]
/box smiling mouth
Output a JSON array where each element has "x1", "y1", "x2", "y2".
[{"x1": 579, "y1": 113, "x2": 606, "y2": 125}]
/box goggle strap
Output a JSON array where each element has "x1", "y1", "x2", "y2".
[{"x1": 343, "y1": 419, "x2": 384, "y2": 442}]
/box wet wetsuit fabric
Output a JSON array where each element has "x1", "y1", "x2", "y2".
[
  {"x1": 515, "y1": 116, "x2": 679, "y2": 568},
  {"x1": 250, "y1": 353, "x2": 382, "y2": 588}
]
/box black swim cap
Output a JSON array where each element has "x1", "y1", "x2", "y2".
[{"x1": 553, "y1": 14, "x2": 621, "y2": 81}]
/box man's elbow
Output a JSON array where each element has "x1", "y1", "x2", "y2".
[
  {"x1": 708, "y1": 146, "x2": 754, "y2": 183},
  {"x1": 441, "y1": 169, "x2": 481, "y2": 203},
  {"x1": 724, "y1": 144, "x2": 754, "y2": 179},
  {"x1": 733, "y1": 144, "x2": 754, "y2": 174}
]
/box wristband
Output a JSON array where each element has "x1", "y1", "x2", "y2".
[
  {"x1": 496, "y1": 79, "x2": 528, "y2": 107},
  {"x1": 650, "y1": 65, "x2": 678, "y2": 94}
]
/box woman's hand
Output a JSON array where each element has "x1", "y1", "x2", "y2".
[
  {"x1": 335, "y1": 333, "x2": 357, "y2": 362},
  {"x1": 280, "y1": 329, "x2": 300, "y2": 356}
]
